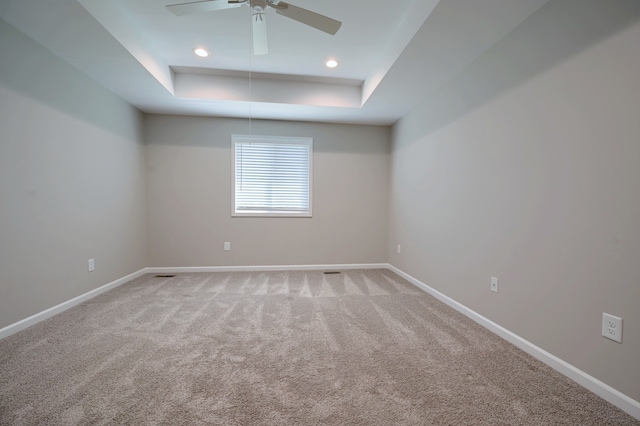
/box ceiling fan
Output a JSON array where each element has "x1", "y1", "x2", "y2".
[{"x1": 166, "y1": 0, "x2": 342, "y2": 55}]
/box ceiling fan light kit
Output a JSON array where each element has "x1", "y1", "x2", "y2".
[{"x1": 166, "y1": 0, "x2": 342, "y2": 55}]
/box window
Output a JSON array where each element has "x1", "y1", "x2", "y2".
[{"x1": 232, "y1": 135, "x2": 312, "y2": 217}]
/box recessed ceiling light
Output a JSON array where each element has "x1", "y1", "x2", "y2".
[
  {"x1": 325, "y1": 59, "x2": 338, "y2": 68},
  {"x1": 193, "y1": 48, "x2": 209, "y2": 58}
]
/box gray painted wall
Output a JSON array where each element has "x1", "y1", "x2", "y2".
[
  {"x1": 389, "y1": 20, "x2": 640, "y2": 401},
  {"x1": 145, "y1": 115, "x2": 390, "y2": 267},
  {"x1": 0, "y1": 20, "x2": 147, "y2": 329}
]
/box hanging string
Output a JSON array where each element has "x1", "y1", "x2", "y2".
[{"x1": 248, "y1": 2, "x2": 253, "y2": 136}]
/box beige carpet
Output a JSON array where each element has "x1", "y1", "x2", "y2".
[{"x1": 0, "y1": 269, "x2": 637, "y2": 425}]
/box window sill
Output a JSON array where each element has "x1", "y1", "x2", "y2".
[{"x1": 232, "y1": 212, "x2": 312, "y2": 218}]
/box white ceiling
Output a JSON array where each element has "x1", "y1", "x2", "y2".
[{"x1": 0, "y1": 0, "x2": 582, "y2": 125}]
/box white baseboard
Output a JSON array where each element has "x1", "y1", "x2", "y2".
[
  {"x1": 387, "y1": 264, "x2": 640, "y2": 420},
  {"x1": 146, "y1": 263, "x2": 388, "y2": 274},
  {"x1": 0, "y1": 268, "x2": 147, "y2": 340}
]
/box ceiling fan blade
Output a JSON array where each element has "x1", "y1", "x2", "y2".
[
  {"x1": 252, "y1": 12, "x2": 268, "y2": 55},
  {"x1": 166, "y1": 0, "x2": 245, "y2": 16},
  {"x1": 274, "y1": 2, "x2": 341, "y2": 35}
]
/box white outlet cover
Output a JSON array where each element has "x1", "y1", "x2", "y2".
[
  {"x1": 602, "y1": 313, "x2": 623, "y2": 343},
  {"x1": 224, "y1": 242, "x2": 231, "y2": 251},
  {"x1": 88, "y1": 258, "x2": 95, "y2": 272},
  {"x1": 491, "y1": 277, "x2": 499, "y2": 293}
]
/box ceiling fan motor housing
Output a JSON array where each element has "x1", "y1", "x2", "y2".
[{"x1": 251, "y1": 0, "x2": 267, "y2": 13}]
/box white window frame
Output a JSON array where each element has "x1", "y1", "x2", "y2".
[{"x1": 232, "y1": 134, "x2": 313, "y2": 217}]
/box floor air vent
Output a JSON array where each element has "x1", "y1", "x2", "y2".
[
  {"x1": 155, "y1": 274, "x2": 176, "y2": 278},
  {"x1": 323, "y1": 271, "x2": 342, "y2": 275}
]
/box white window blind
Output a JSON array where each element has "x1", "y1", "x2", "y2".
[{"x1": 232, "y1": 135, "x2": 312, "y2": 217}]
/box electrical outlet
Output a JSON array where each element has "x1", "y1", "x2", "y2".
[
  {"x1": 491, "y1": 277, "x2": 499, "y2": 293},
  {"x1": 88, "y1": 258, "x2": 95, "y2": 272},
  {"x1": 397, "y1": 244, "x2": 401, "y2": 254},
  {"x1": 602, "y1": 313, "x2": 623, "y2": 343},
  {"x1": 224, "y1": 242, "x2": 231, "y2": 251}
]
